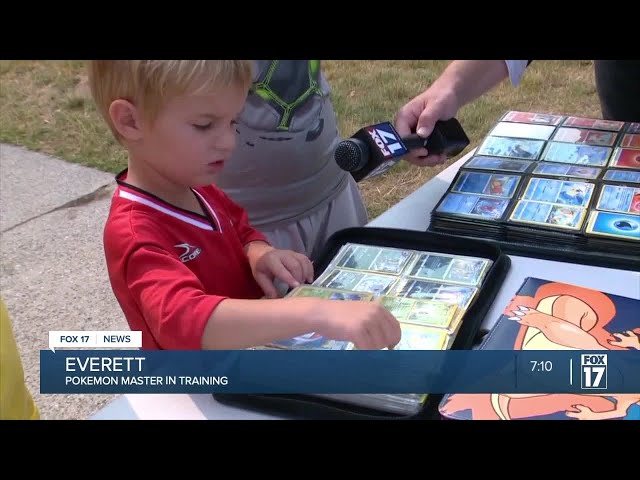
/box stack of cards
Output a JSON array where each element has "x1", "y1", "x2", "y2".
[
  {"x1": 256, "y1": 242, "x2": 494, "y2": 416},
  {"x1": 584, "y1": 183, "x2": 640, "y2": 250},
  {"x1": 430, "y1": 111, "x2": 640, "y2": 257},
  {"x1": 430, "y1": 169, "x2": 523, "y2": 240}
]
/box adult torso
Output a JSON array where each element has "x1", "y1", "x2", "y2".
[{"x1": 216, "y1": 60, "x2": 349, "y2": 228}]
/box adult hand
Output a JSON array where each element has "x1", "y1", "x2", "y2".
[{"x1": 394, "y1": 83, "x2": 460, "y2": 167}]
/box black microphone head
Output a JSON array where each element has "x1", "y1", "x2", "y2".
[{"x1": 335, "y1": 138, "x2": 369, "y2": 172}]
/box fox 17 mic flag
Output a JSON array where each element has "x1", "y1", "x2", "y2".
[{"x1": 40, "y1": 349, "x2": 640, "y2": 394}]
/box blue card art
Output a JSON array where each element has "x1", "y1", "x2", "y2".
[
  {"x1": 436, "y1": 192, "x2": 510, "y2": 220},
  {"x1": 586, "y1": 211, "x2": 640, "y2": 241},
  {"x1": 542, "y1": 142, "x2": 611, "y2": 166},
  {"x1": 452, "y1": 171, "x2": 520, "y2": 198},
  {"x1": 477, "y1": 136, "x2": 545, "y2": 160}
]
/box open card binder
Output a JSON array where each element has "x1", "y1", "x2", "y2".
[
  {"x1": 213, "y1": 226, "x2": 511, "y2": 420},
  {"x1": 428, "y1": 112, "x2": 640, "y2": 271}
]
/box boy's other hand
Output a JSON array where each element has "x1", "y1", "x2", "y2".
[
  {"x1": 315, "y1": 301, "x2": 402, "y2": 350},
  {"x1": 252, "y1": 248, "x2": 314, "y2": 299}
]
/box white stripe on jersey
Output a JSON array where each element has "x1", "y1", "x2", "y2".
[
  {"x1": 119, "y1": 189, "x2": 214, "y2": 231},
  {"x1": 192, "y1": 189, "x2": 223, "y2": 233}
]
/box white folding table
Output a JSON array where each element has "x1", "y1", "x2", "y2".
[{"x1": 90, "y1": 151, "x2": 640, "y2": 420}]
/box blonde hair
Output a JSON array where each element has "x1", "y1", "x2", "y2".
[{"x1": 87, "y1": 60, "x2": 254, "y2": 141}]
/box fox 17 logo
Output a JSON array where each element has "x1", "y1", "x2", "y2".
[
  {"x1": 581, "y1": 354, "x2": 607, "y2": 389},
  {"x1": 366, "y1": 122, "x2": 409, "y2": 159}
]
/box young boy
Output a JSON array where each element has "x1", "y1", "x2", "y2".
[{"x1": 88, "y1": 60, "x2": 400, "y2": 352}]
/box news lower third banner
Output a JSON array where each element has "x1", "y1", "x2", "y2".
[{"x1": 40, "y1": 350, "x2": 640, "y2": 395}]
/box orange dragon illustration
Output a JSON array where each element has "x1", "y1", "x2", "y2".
[{"x1": 440, "y1": 282, "x2": 640, "y2": 420}]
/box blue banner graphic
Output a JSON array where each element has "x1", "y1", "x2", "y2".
[{"x1": 40, "y1": 350, "x2": 640, "y2": 394}]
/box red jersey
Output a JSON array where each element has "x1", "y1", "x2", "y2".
[{"x1": 104, "y1": 170, "x2": 268, "y2": 350}]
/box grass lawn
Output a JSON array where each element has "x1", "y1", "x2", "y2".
[{"x1": 0, "y1": 60, "x2": 601, "y2": 218}]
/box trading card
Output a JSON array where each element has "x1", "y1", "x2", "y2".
[
  {"x1": 429, "y1": 284, "x2": 478, "y2": 310},
  {"x1": 449, "y1": 309, "x2": 467, "y2": 334},
  {"x1": 332, "y1": 243, "x2": 415, "y2": 275},
  {"x1": 595, "y1": 184, "x2": 640, "y2": 215},
  {"x1": 501, "y1": 111, "x2": 564, "y2": 126},
  {"x1": 445, "y1": 257, "x2": 491, "y2": 285},
  {"x1": 541, "y1": 142, "x2": 611, "y2": 166},
  {"x1": 376, "y1": 296, "x2": 457, "y2": 330},
  {"x1": 609, "y1": 147, "x2": 640, "y2": 169},
  {"x1": 377, "y1": 295, "x2": 415, "y2": 321},
  {"x1": 552, "y1": 127, "x2": 617, "y2": 147},
  {"x1": 509, "y1": 200, "x2": 586, "y2": 230},
  {"x1": 451, "y1": 171, "x2": 520, "y2": 199},
  {"x1": 287, "y1": 285, "x2": 374, "y2": 302},
  {"x1": 522, "y1": 177, "x2": 594, "y2": 208},
  {"x1": 620, "y1": 134, "x2": 640, "y2": 149},
  {"x1": 269, "y1": 332, "x2": 354, "y2": 351},
  {"x1": 405, "y1": 253, "x2": 453, "y2": 281},
  {"x1": 404, "y1": 300, "x2": 458, "y2": 330},
  {"x1": 355, "y1": 273, "x2": 401, "y2": 295},
  {"x1": 489, "y1": 122, "x2": 556, "y2": 140},
  {"x1": 464, "y1": 156, "x2": 533, "y2": 173},
  {"x1": 562, "y1": 116, "x2": 625, "y2": 131},
  {"x1": 627, "y1": 123, "x2": 640, "y2": 134},
  {"x1": 315, "y1": 268, "x2": 398, "y2": 295},
  {"x1": 392, "y1": 324, "x2": 450, "y2": 351},
  {"x1": 436, "y1": 192, "x2": 511, "y2": 220},
  {"x1": 391, "y1": 278, "x2": 445, "y2": 300},
  {"x1": 477, "y1": 136, "x2": 545, "y2": 160},
  {"x1": 406, "y1": 252, "x2": 490, "y2": 286},
  {"x1": 585, "y1": 211, "x2": 640, "y2": 241},
  {"x1": 602, "y1": 169, "x2": 640, "y2": 184},
  {"x1": 390, "y1": 279, "x2": 477, "y2": 309},
  {"x1": 532, "y1": 162, "x2": 601, "y2": 179}
]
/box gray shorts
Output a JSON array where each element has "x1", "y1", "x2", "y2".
[{"x1": 260, "y1": 176, "x2": 368, "y2": 261}]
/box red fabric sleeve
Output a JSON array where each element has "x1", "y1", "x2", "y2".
[{"x1": 126, "y1": 244, "x2": 226, "y2": 350}]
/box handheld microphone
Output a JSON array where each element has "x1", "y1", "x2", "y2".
[{"x1": 335, "y1": 118, "x2": 470, "y2": 182}]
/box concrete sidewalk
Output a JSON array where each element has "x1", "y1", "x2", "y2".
[{"x1": 0, "y1": 143, "x2": 129, "y2": 420}]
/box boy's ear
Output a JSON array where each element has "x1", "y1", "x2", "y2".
[{"x1": 109, "y1": 99, "x2": 143, "y2": 141}]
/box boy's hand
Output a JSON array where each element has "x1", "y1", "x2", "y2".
[
  {"x1": 315, "y1": 300, "x2": 402, "y2": 350},
  {"x1": 247, "y1": 242, "x2": 314, "y2": 298}
]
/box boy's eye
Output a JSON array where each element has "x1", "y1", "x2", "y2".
[{"x1": 193, "y1": 123, "x2": 212, "y2": 130}]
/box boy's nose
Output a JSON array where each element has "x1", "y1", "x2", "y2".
[{"x1": 216, "y1": 128, "x2": 237, "y2": 153}]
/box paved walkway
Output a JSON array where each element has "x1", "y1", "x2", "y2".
[{"x1": 0, "y1": 143, "x2": 128, "y2": 420}]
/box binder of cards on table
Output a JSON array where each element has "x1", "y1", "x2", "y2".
[{"x1": 429, "y1": 112, "x2": 640, "y2": 271}]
